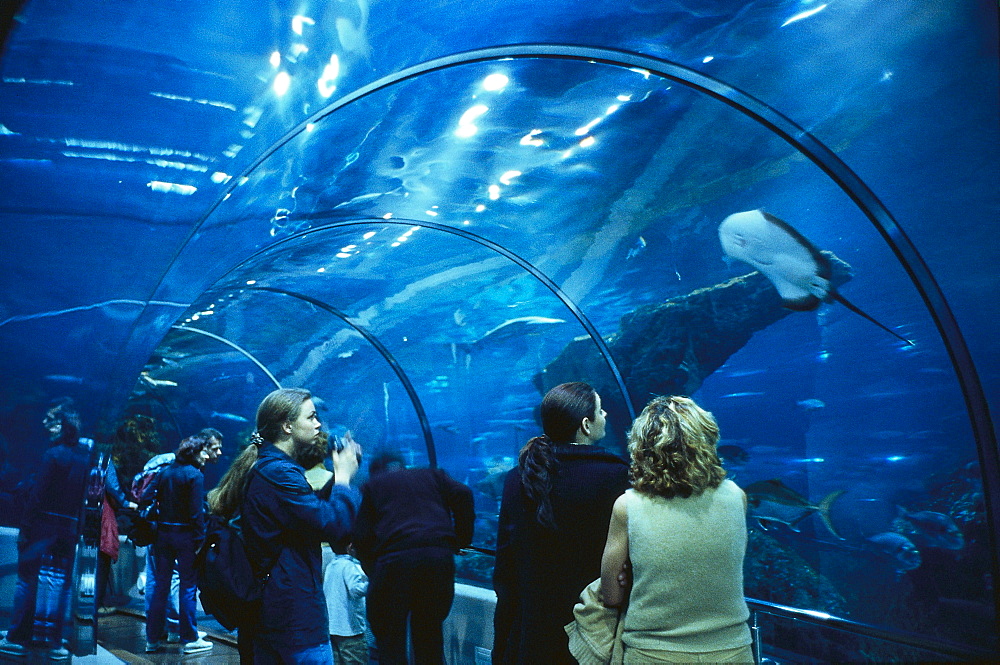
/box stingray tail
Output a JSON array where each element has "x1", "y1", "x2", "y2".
[
  {"x1": 816, "y1": 490, "x2": 847, "y2": 540},
  {"x1": 831, "y1": 292, "x2": 915, "y2": 346}
]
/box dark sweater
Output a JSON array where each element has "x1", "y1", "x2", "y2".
[
  {"x1": 353, "y1": 467, "x2": 475, "y2": 571},
  {"x1": 493, "y1": 444, "x2": 630, "y2": 665}
]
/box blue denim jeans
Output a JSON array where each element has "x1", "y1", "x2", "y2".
[
  {"x1": 146, "y1": 529, "x2": 198, "y2": 643},
  {"x1": 8, "y1": 533, "x2": 76, "y2": 647},
  {"x1": 143, "y1": 543, "x2": 180, "y2": 634},
  {"x1": 254, "y1": 637, "x2": 335, "y2": 664}
]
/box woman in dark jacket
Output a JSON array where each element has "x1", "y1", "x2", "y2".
[
  {"x1": 142, "y1": 434, "x2": 212, "y2": 655},
  {"x1": 493, "y1": 382, "x2": 630, "y2": 664}
]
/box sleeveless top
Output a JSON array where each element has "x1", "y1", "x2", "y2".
[{"x1": 623, "y1": 480, "x2": 752, "y2": 652}]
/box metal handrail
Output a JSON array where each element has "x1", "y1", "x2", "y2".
[
  {"x1": 748, "y1": 598, "x2": 995, "y2": 662},
  {"x1": 458, "y1": 547, "x2": 997, "y2": 661}
]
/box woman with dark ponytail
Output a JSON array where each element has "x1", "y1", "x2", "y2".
[{"x1": 493, "y1": 382, "x2": 630, "y2": 664}]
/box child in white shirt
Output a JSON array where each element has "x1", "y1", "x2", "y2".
[{"x1": 323, "y1": 545, "x2": 370, "y2": 665}]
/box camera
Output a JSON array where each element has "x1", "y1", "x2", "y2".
[{"x1": 327, "y1": 429, "x2": 362, "y2": 464}]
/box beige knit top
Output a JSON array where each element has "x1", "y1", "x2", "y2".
[{"x1": 623, "y1": 480, "x2": 752, "y2": 652}]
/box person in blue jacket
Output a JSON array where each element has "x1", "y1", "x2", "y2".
[
  {"x1": 0, "y1": 398, "x2": 94, "y2": 661},
  {"x1": 242, "y1": 388, "x2": 362, "y2": 664},
  {"x1": 142, "y1": 434, "x2": 214, "y2": 655}
]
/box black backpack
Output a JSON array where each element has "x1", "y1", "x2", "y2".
[{"x1": 196, "y1": 457, "x2": 281, "y2": 631}]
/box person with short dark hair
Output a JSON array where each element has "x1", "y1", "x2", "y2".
[
  {"x1": 492, "y1": 382, "x2": 630, "y2": 664},
  {"x1": 0, "y1": 398, "x2": 94, "y2": 661},
  {"x1": 199, "y1": 428, "x2": 224, "y2": 463},
  {"x1": 600, "y1": 396, "x2": 752, "y2": 663},
  {"x1": 353, "y1": 451, "x2": 474, "y2": 664},
  {"x1": 242, "y1": 388, "x2": 361, "y2": 664},
  {"x1": 142, "y1": 434, "x2": 213, "y2": 655}
]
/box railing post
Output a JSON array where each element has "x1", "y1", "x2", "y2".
[{"x1": 750, "y1": 609, "x2": 762, "y2": 664}]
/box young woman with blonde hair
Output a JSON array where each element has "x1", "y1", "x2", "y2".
[{"x1": 601, "y1": 395, "x2": 753, "y2": 663}]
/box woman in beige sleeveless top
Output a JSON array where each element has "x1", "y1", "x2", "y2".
[{"x1": 600, "y1": 396, "x2": 754, "y2": 664}]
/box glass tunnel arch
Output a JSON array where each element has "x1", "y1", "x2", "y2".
[
  {"x1": 163, "y1": 216, "x2": 646, "y2": 466},
  {"x1": 132, "y1": 42, "x2": 995, "y2": 533},
  {"x1": 120, "y1": 43, "x2": 999, "y2": 651}
]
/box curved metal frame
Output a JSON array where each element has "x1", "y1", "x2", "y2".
[
  {"x1": 125, "y1": 43, "x2": 997, "y2": 644},
  {"x1": 247, "y1": 285, "x2": 439, "y2": 467},
  {"x1": 170, "y1": 324, "x2": 283, "y2": 389},
  {"x1": 207, "y1": 216, "x2": 637, "y2": 418}
]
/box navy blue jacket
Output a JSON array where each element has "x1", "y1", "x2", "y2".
[
  {"x1": 145, "y1": 460, "x2": 206, "y2": 546},
  {"x1": 242, "y1": 445, "x2": 361, "y2": 647},
  {"x1": 22, "y1": 439, "x2": 93, "y2": 540}
]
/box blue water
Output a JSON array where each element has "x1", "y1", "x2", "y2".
[{"x1": 0, "y1": 0, "x2": 997, "y2": 658}]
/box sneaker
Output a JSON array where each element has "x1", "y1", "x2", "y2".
[
  {"x1": 168, "y1": 630, "x2": 206, "y2": 643},
  {"x1": 0, "y1": 638, "x2": 27, "y2": 657},
  {"x1": 182, "y1": 638, "x2": 213, "y2": 654},
  {"x1": 145, "y1": 641, "x2": 162, "y2": 653},
  {"x1": 48, "y1": 647, "x2": 71, "y2": 661}
]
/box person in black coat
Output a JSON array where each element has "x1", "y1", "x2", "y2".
[
  {"x1": 493, "y1": 382, "x2": 630, "y2": 665},
  {"x1": 353, "y1": 452, "x2": 475, "y2": 665}
]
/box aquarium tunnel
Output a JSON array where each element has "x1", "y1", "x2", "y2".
[{"x1": 0, "y1": 0, "x2": 998, "y2": 661}]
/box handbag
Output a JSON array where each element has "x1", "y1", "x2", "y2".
[
  {"x1": 129, "y1": 499, "x2": 158, "y2": 548},
  {"x1": 564, "y1": 577, "x2": 626, "y2": 665}
]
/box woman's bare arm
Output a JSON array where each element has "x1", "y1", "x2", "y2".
[{"x1": 600, "y1": 493, "x2": 630, "y2": 607}]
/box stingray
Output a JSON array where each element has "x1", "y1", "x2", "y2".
[{"x1": 719, "y1": 209, "x2": 913, "y2": 346}]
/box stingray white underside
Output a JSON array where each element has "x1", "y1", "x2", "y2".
[{"x1": 718, "y1": 209, "x2": 830, "y2": 304}]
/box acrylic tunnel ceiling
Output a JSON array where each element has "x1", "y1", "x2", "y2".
[
  {"x1": 1, "y1": 0, "x2": 999, "y2": 650},
  {"x1": 0, "y1": 0, "x2": 995, "y2": 462}
]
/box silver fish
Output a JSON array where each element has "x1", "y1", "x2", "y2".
[
  {"x1": 745, "y1": 478, "x2": 845, "y2": 539},
  {"x1": 867, "y1": 532, "x2": 922, "y2": 572}
]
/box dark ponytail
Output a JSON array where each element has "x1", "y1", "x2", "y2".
[
  {"x1": 518, "y1": 382, "x2": 599, "y2": 530},
  {"x1": 519, "y1": 435, "x2": 558, "y2": 529}
]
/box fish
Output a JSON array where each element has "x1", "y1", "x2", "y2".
[
  {"x1": 720, "y1": 391, "x2": 765, "y2": 399},
  {"x1": 744, "y1": 479, "x2": 846, "y2": 539},
  {"x1": 719, "y1": 209, "x2": 914, "y2": 346},
  {"x1": 43, "y1": 374, "x2": 84, "y2": 384},
  {"x1": 462, "y1": 316, "x2": 565, "y2": 350},
  {"x1": 210, "y1": 411, "x2": 249, "y2": 424},
  {"x1": 139, "y1": 373, "x2": 178, "y2": 388},
  {"x1": 717, "y1": 444, "x2": 749, "y2": 465},
  {"x1": 626, "y1": 236, "x2": 647, "y2": 260},
  {"x1": 796, "y1": 398, "x2": 826, "y2": 410},
  {"x1": 432, "y1": 421, "x2": 458, "y2": 434},
  {"x1": 896, "y1": 507, "x2": 964, "y2": 550},
  {"x1": 866, "y1": 532, "x2": 922, "y2": 572}
]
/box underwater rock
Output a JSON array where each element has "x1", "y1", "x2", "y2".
[
  {"x1": 744, "y1": 529, "x2": 847, "y2": 614},
  {"x1": 537, "y1": 253, "x2": 852, "y2": 439}
]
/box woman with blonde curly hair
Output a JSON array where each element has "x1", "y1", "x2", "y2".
[{"x1": 600, "y1": 395, "x2": 753, "y2": 663}]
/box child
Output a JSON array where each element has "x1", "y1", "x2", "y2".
[{"x1": 323, "y1": 544, "x2": 370, "y2": 665}]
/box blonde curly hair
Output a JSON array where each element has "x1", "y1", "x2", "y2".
[{"x1": 628, "y1": 395, "x2": 725, "y2": 499}]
